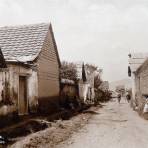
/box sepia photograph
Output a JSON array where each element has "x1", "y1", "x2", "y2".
[{"x1": 0, "y1": 0, "x2": 148, "y2": 147}]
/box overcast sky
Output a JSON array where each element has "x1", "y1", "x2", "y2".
[{"x1": 0, "y1": 0, "x2": 148, "y2": 82}]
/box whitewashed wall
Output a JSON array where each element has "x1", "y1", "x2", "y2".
[
  {"x1": 27, "y1": 71, "x2": 38, "y2": 111},
  {"x1": 0, "y1": 64, "x2": 38, "y2": 116}
]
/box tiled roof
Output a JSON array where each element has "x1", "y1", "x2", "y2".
[
  {"x1": 129, "y1": 53, "x2": 148, "y2": 72},
  {"x1": 0, "y1": 23, "x2": 50, "y2": 62},
  {"x1": 136, "y1": 58, "x2": 148, "y2": 73}
]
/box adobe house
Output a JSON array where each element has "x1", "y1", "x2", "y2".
[
  {"x1": 0, "y1": 23, "x2": 61, "y2": 116},
  {"x1": 128, "y1": 53, "x2": 148, "y2": 110}
]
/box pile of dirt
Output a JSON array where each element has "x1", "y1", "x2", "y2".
[
  {"x1": 9, "y1": 106, "x2": 99, "y2": 148},
  {"x1": 0, "y1": 119, "x2": 51, "y2": 146}
]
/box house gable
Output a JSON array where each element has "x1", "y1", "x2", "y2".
[
  {"x1": 49, "y1": 24, "x2": 61, "y2": 67},
  {"x1": 37, "y1": 24, "x2": 60, "y2": 98},
  {"x1": 129, "y1": 53, "x2": 148, "y2": 73}
]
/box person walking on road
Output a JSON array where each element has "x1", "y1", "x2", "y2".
[
  {"x1": 117, "y1": 93, "x2": 121, "y2": 104},
  {"x1": 126, "y1": 92, "x2": 131, "y2": 103}
]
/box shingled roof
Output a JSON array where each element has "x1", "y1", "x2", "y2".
[
  {"x1": 129, "y1": 53, "x2": 148, "y2": 72},
  {"x1": 0, "y1": 23, "x2": 57, "y2": 63}
]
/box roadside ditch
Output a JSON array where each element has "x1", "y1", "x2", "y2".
[{"x1": 0, "y1": 104, "x2": 101, "y2": 148}]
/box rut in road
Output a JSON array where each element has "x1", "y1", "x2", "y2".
[{"x1": 56, "y1": 99, "x2": 148, "y2": 148}]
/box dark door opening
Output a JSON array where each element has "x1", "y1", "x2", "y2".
[{"x1": 18, "y1": 76, "x2": 28, "y2": 115}]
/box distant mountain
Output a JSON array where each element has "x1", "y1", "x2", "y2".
[{"x1": 109, "y1": 78, "x2": 132, "y2": 91}]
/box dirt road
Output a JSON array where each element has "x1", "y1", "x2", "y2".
[{"x1": 56, "y1": 99, "x2": 148, "y2": 148}]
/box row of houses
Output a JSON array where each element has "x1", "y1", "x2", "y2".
[
  {"x1": 0, "y1": 22, "x2": 99, "y2": 118},
  {"x1": 128, "y1": 53, "x2": 148, "y2": 115}
]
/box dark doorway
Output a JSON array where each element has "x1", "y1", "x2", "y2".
[{"x1": 18, "y1": 76, "x2": 28, "y2": 115}]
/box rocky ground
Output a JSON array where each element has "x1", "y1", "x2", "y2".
[{"x1": 8, "y1": 106, "x2": 100, "y2": 148}]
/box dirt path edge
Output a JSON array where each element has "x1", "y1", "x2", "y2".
[{"x1": 9, "y1": 106, "x2": 99, "y2": 148}]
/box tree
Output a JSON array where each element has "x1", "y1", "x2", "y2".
[
  {"x1": 60, "y1": 61, "x2": 78, "y2": 82},
  {"x1": 85, "y1": 63, "x2": 103, "y2": 88},
  {"x1": 94, "y1": 73, "x2": 102, "y2": 89},
  {"x1": 85, "y1": 63, "x2": 98, "y2": 74}
]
